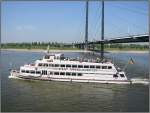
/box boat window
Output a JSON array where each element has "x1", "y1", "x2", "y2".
[
  {"x1": 72, "y1": 73, "x2": 76, "y2": 76},
  {"x1": 61, "y1": 65, "x2": 65, "y2": 67},
  {"x1": 38, "y1": 63, "x2": 42, "y2": 66},
  {"x1": 102, "y1": 66, "x2": 107, "y2": 69},
  {"x1": 36, "y1": 71, "x2": 41, "y2": 74},
  {"x1": 78, "y1": 73, "x2": 82, "y2": 76},
  {"x1": 30, "y1": 70, "x2": 35, "y2": 74},
  {"x1": 21, "y1": 70, "x2": 25, "y2": 73},
  {"x1": 72, "y1": 65, "x2": 77, "y2": 68},
  {"x1": 54, "y1": 72, "x2": 59, "y2": 75},
  {"x1": 66, "y1": 72, "x2": 71, "y2": 76},
  {"x1": 90, "y1": 65, "x2": 95, "y2": 68},
  {"x1": 42, "y1": 70, "x2": 47, "y2": 75},
  {"x1": 50, "y1": 72, "x2": 53, "y2": 75},
  {"x1": 44, "y1": 55, "x2": 49, "y2": 59},
  {"x1": 56, "y1": 56, "x2": 60, "y2": 59},
  {"x1": 66, "y1": 65, "x2": 71, "y2": 67},
  {"x1": 51, "y1": 64, "x2": 54, "y2": 67},
  {"x1": 60, "y1": 72, "x2": 65, "y2": 75},
  {"x1": 84, "y1": 65, "x2": 89, "y2": 68},
  {"x1": 43, "y1": 63, "x2": 48, "y2": 67},
  {"x1": 108, "y1": 66, "x2": 112, "y2": 69},
  {"x1": 55, "y1": 64, "x2": 59, "y2": 67},
  {"x1": 113, "y1": 74, "x2": 118, "y2": 78},
  {"x1": 26, "y1": 70, "x2": 29, "y2": 73},
  {"x1": 78, "y1": 65, "x2": 83, "y2": 68},
  {"x1": 96, "y1": 66, "x2": 101, "y2": 69},
  {"x1": 120, "y1": 74, "x2": 125, "y2": 77}
]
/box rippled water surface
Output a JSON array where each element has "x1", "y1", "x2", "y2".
[{"x1": 1, "y1": 50, "x2": 149, "y2": 112}]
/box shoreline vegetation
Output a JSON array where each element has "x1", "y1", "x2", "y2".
[
  {"x1": 1, "y1": 42, "x2": 149, "y2": 53},
  {"x1": 1, "y1": 48, "x2": 148, "y2": 53}
]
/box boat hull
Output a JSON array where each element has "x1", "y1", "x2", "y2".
[{"x1": 9, "y1": 71, "x2": 130, "y2": 84}]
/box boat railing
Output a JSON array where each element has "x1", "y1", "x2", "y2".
[
  {"x1": 45, "y1": 67, "x2": 113, "y2": 72},
  {"x1": 24, "y1": 63, "x2": 36, "y2": 67},
  {"x1": 62, "y1": 57, "x2": 112, "y2": 63}
]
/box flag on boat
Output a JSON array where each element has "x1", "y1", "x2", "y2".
[{"x1": 128, "y1": 57, "x2": 135, "y2": 64}]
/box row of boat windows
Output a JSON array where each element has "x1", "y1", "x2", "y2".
[
  {"x1": 21, "y1": 70, "x2": 41, "y2": 74},
  {"x1": 38, "y1": 63, "x2": 112, "y2": 69},
  {"x1": 21, "y1": 70, "x2": 82, "y2": 76},
  {"x1": 113, "y1": 74, "x2": 125, "y2": 78},
  {"x1": 42, "y1": 70, "x2": 82, "y2": 76}
]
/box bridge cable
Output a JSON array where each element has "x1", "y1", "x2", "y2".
[
  {"x1": 113, "y1": 4, "x2": 148, "y2": 16},
  {"x1": 108, "y1": 6, "x2": 148, "y2": 34}
]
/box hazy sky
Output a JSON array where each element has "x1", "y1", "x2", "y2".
[{"x1": 1, "y1": 1, "x2": 148, "y2": 43}]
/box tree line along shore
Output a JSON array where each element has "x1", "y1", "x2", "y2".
[{"x1": 1, "y1": 42, "x2": 149, "y2": 51}]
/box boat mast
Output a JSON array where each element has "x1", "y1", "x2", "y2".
[
  {"x1": 85, "y1": 0, "x2": 89, "y2": 51},
  {"x1": 101, "y1": 0, "x2": 104, "y2": 59}
]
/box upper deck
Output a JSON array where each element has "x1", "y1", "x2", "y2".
[
  {"x1": 31, "y1": 53, "x2": 116, "y2": 72},
  {"x1": 40, "y1": 53, "x2": 112, "y2": 65}
]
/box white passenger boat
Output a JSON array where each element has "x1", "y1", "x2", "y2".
[{"x1": 9, "y1": 52, "x2": 131, "y2": 84}]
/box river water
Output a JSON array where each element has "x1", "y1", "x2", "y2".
[{"x1": 1, "y1": 50, "x2": 149, "y2": 112}]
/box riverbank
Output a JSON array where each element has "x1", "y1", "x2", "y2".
[
  {"x1": 0, "y1": 48, "x2": 91, "y2": 53},
  {"x1": 107, "y1": 50, "x2": 149, "y2": 53},
  {"x1": 1, "y1": 48, "x2": 149, "y2": 53}
]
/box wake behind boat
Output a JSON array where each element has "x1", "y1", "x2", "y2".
[{"x1": 9, "y1": 52, "x2": 131, "y2": 84}]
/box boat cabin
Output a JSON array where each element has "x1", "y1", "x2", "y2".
[{"x1": 43, "y1": 53, "x2": 64, "y2": 60}]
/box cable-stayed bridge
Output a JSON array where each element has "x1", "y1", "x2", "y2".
[
  {"x1": 66, "y1": 0, "x2": 149, "y2": 59},
  {"x1": 75, "y1": 33, "x2": 149, "y2": 46},
  {"x1": 64, "y1": 33, "x2": 149, "y2": 49}
]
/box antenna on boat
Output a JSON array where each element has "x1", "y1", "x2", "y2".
[
  {"x1": 47, "y1": 45, "x2": 50, "y2": 53},
  {"x1": 112, "y1": 53, "x2": 115, "y2": 64}
]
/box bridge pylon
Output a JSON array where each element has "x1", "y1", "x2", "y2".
[
  {"x1": 101, "y1": 0, "x2": 104, "y2": 59},
  {"x1": 84, "y1": 0, "x2": 89, "y2": 51}
]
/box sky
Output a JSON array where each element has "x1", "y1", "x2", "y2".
[{"x1": 1, "y1": 1, "x2": 148, "y2": 43}]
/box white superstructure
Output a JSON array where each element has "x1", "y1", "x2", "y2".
[{"x1": 10, "y1": 53, "x2": 130, "y2": 84}]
